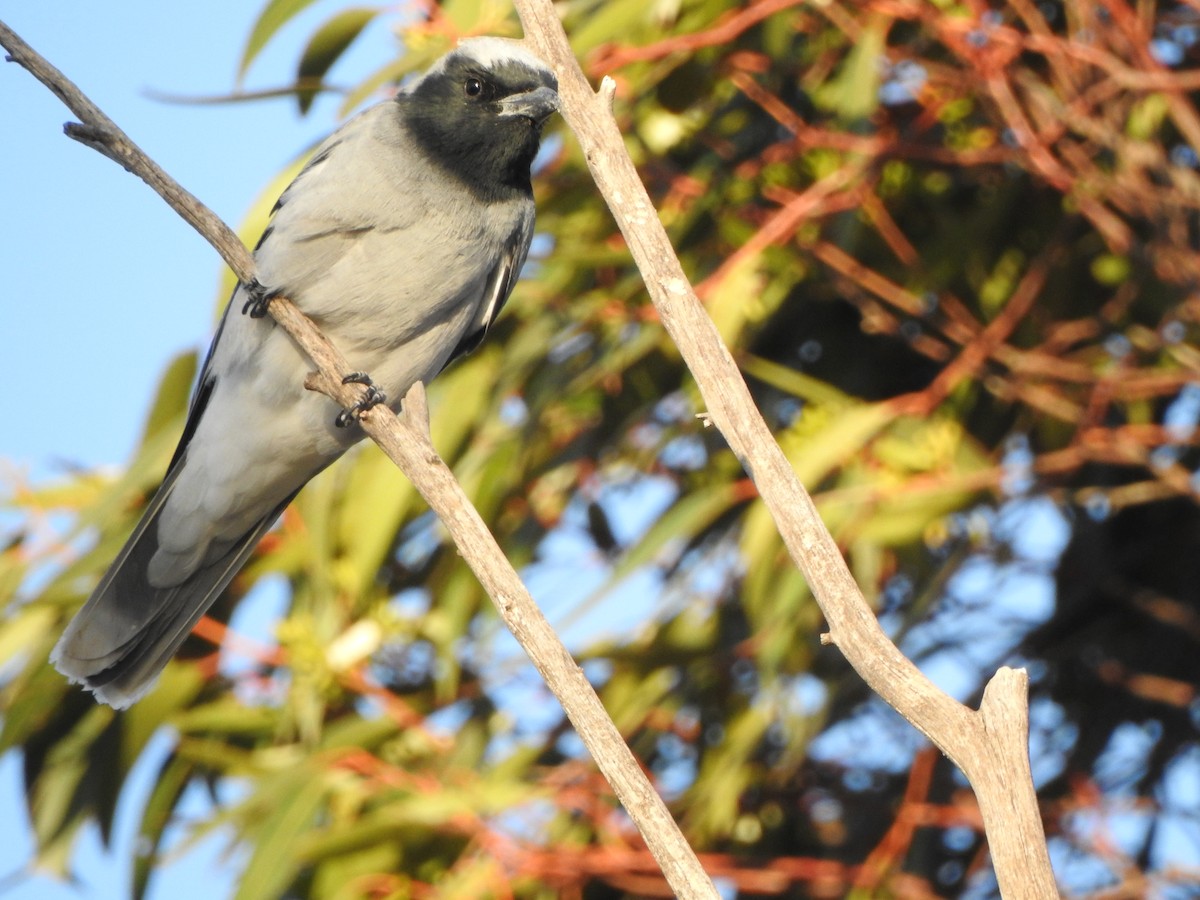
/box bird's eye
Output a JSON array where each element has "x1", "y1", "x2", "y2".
[{"x1": 463, "y1": 77, "x2": 497, "y2": 101}]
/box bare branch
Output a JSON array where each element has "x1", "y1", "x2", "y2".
[
  {"x1": 0, "y1": 23, "x2": 253, "y2": 283},
  {"x1": 0, "y1": 17, "x2": 718, "y2": 900},
  {"x1": 512, "y1": 0, "x2": 1057, "y2": 895}
]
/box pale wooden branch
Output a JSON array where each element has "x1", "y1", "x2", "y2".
[
  {"x1": 0, "y1": 18, "x2": 718, "y2": 900},
  {"x1": 512, "y1": 2, "x2": 1058, "y2": 896}
]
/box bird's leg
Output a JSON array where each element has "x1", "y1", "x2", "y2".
[
  {"x1": 335, "y1": 372, "x2": 387, "y2": 428},
  {"x1": 241, "y1": 279, "x2": 280, "y2": 319}
]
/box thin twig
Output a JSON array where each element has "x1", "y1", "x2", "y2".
[
  {"x1": 0, "y1": 25, "x2": 252, "y2": 282},
  {"x1": 0, "y1": 17, "x2": 718, "y2": 900}
]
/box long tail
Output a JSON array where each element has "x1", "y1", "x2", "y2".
[{"x1": 51, "y1": 465, "x2": 293, "y2": 709}]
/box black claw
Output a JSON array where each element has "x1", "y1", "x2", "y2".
[
  {"x1": 335, "y1": 373, "x2": 386, "y2": 428},
  {"x1": 241, "y1": 279, "x2": 279, "y2": 318}
]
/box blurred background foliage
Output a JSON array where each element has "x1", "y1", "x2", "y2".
[{"x1": 4, "y1": 0, "x2": 1200, "y2": 896}]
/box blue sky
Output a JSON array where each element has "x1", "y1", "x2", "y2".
[
  {"x1": 2, "y1": 2, "x2": 398, "y2": 475},
  {"x1": 2, "y1": 3, "x2": 398, "y2": 897}
]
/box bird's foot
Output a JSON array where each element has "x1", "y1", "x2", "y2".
[
  {"x1": 335, "y1": 372, "x2": 386, "y2": 428},
  {"x1": 241, "y1": 279, "x2": 279, "y2": 318}
]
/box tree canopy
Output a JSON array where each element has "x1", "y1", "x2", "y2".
[{"x1": 3, "y1": 0, "x2": 1200, "y2": 896}]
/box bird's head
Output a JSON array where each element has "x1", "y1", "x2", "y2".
[{"x1": 404, "y1": 38, "x2": 560, "y2": 200}]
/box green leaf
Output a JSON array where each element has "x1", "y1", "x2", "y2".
[
  {"x1": 172, "y1": 698, "x2": 282, "y2": 738},
  {"x1": 332, "y1": 447, "x2": 415, "y2": 600},
  {"x1": 686, "y1": 703, "x2": 772, "y2": 841},
  {"x1": 233, "y1": 768, "x2": 329, "y2": 900},
  {"x1": 740, "y1": 354, "x2": 853, "y2": 407},
  {"x1": 440, "y1": 0, "x2": 513, "y2": 35},
  {"x1": 603, "y1": 666, "x2": 678, "y2": 733},
  {"x1": 317, "y1": 714, "x2": 401, "y2": 752},
  {"x1": 1126, "y1": 93, "x2": 1169, "y2": 140},
  {"x1": 0, "y1": 646, "x2": 70, "y2": 754},
  {"x1": 29, "y1": 704, "x2": 115, "y2": 850},
  {"x1": 568, "y1": 0, "x2": 658, "y2": 54},
  {"x1": 293, "y1": 810, "x2": 407, "y2": 863},
  {"x1": 122, "y1": 663, "x2": 208, "y2": 768},
  {"x1": 295, "y1": 8, "x2": 380, "y2": 114},
  {"x1": 0, "y1": 605, "x2": 55, "y2": 671},
  {"x1": 310, "y1": 843, "x2": 401, "y2": 897},
  {"x1": 239, "y1": 0, "x2": 322, "y2": 80},
  {"x1": 435, "y1": 856, "x2": 505, "y2": 898},
  {"x1": 133, "y1": 754, "x2": 196, "y2": 900},
  {"x1": 174, "y1": 736, "x2": 259, "y2": 772},
  {"x1": 815, "y1": 18, "x2": 887, "y2": 121},
  {"x1": 135, "y1": 351, "x2": 197, "y2": 452},
  {"x1": 337, "y1": 57, "x2": 416, "y2": 119},
  {"x1": 782, "y1": 402, "x2": 896, "y2": 487}
]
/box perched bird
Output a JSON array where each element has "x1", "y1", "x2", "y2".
[{"x1": 53, "y1": 37, "x2": 560, "y2": 708}]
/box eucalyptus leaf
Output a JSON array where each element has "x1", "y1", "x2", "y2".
[
  {"x1": 295, "y1": 7, "x2": 380, "y2": 114},
  {"x1": 240, "y1": 0, "x2": 322, "y2": 80}
]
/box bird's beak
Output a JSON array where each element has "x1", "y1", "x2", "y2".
[{"x1": 499, "y1": 85, "x2": 560, "y2": 124}]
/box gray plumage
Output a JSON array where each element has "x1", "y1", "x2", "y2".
[{"x1": 52, "y1": 38, "x2": 559, "y2": 708}]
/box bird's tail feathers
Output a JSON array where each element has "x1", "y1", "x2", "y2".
[{"x1": 52, "y1": 467, "x2": 292, "y2": 709}]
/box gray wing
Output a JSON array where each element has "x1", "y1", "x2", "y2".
[
  {"x1": 51, "y1": 109, "x2": 404, "y2": 708},
  {"x1": 443, "y1": 215, "x2": 535, "y2": 368}
]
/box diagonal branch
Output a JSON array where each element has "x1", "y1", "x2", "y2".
[
  {"x1": 513, "y1": 1, "x2": 1057, "y2": 896},
  {"x1": 0, "y1": 25, "x2": 252, "y2": 283},
  {"x1": 0, "y1": 17, "x2": 718, "y2": 900}
]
